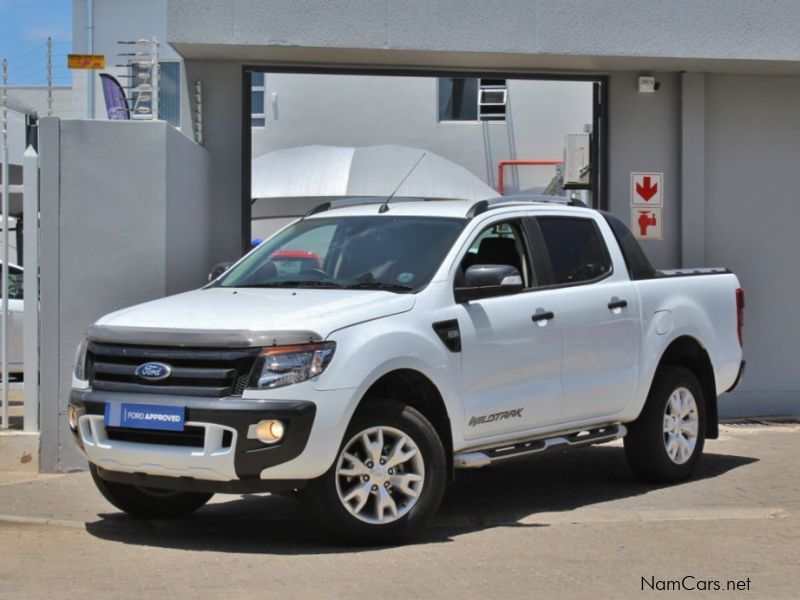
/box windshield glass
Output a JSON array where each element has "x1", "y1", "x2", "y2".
[{"x1": 217, "y1": 215, "x2": 467, "y2": 292}]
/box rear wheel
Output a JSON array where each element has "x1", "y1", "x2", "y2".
[
  {"x1": 89, "y1": 464, "x2": 213, "y2": 518},
  {"x1": 624, "y1": 366, "x2": 706, "y2": 483},
  {"x1": 303, "y1": 402, "x2": 446, "y2": 544}
]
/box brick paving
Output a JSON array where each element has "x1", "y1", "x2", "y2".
[{"x1": 0, "y1": 424, "x2": 798, "y2": 599}]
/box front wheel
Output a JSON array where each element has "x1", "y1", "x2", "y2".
[
  {"x1": 302, "y1": 402, "x2": 447, "y2": 544},
  {"x1": 89, "y1": 464, "x2": 213, "y2": 518},
  {"x1": 624, "y1": 366, "x2": 706, "y2": 483}
]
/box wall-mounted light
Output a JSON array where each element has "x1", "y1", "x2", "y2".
[{"x1": 638, "y1": 75, "x2": 660, "y2": 93}]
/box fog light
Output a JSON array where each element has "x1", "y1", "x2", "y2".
[
  {"x1": 248, "y1": 419, "x2": 285, "y2": 444},
  {"x1": 68, "y1": 406, "x2": 78, "y2": 431}
]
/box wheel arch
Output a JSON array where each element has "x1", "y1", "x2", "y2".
[
  {"x1": 654, "y1": 335, "x2": 718, "y2": 439},
  {"x1": 355, "y1": 368, "x2": 455, "y2": 480}
]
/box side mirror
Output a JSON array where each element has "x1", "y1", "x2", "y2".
[
  {"x1": 208, "y1": 261, "x2": 234, "y2": 282},
  {"x1": 454, "y1": 264, "x2": 523, "y2": 303}
]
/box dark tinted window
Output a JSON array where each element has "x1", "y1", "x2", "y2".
[
  {"x1": 438, "y1": 78, "x2": 478, "y2": 121},
  {"x1": 601, "y1": 212, "x2": 656, "y2": 280},
  {"x1": 537, "y1": 217, "x2": 611, "y2": 284}
]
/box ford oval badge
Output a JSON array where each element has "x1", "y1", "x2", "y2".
[{"x1": 135, "y1": 362, "x2": 173, "y2": 381}]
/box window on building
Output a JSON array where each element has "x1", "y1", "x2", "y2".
[
  {"x1": 478, "y1": 79, "x2": 507, "y2": 121},
  {"x1": 129, "y1": 61, "x2": 180, "y2": 127},
  {"x1": 536, "y1": 217, "x2": 611, "y2": 284},
  {"x1": 438, "y1": 78, "x2": 478, "y2": 121},
  {"x1": 251, "y1": 72, "x2": 266, "y2": 127},
  {"x1": 438, "y1": 77, "x2": 507, "y2": 122}
]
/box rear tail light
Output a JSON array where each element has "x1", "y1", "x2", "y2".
[{"x1": 735, "y1": 288, "x2": 745, "y2": 347}]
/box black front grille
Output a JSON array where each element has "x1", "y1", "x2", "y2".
[
  {"x1": 88, "y1": 342, "x2": 261, "y2": 397},
  {"x1": 105, "y1": 426, "x2": 233, "y2": 448}
]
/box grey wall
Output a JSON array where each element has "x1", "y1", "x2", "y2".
[
  {"x1": 168, "y1": 0, "x2": 800, "y2": 73},
  {"x1": 182, "y1": 59, "x2": 245, "y2": 263},
  {"x1": 165, "y1": 126, "x2": 213, "y2": 293},
  {"x1": 607, "y1": 72, "x2": 681, "y2": 269},
  {"x1": 38, "y1": 118, "x2": 212, "y2": 470},
  {"x1": 704, "y1": 75, "x2": 800, "y2": 417}
]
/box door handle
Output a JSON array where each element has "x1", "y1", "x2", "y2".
[
  {"x1": 608, "y1": 299, "x2": 628, "y2": 310},
  {"x1": 531, "y1": 311, "x2": 555, "y2": 322}
]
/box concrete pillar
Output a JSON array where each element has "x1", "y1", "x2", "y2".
[
  {"x1": 680, "y1": 72, "x2": 706, "y2": 267},
  {"x1": 38, "y1": 117, "x2": 60, "y2": 471}
]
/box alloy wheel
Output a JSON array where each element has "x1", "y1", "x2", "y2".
[{"x1": 335, "y1": 426, "x2": 425, "y2": 525}]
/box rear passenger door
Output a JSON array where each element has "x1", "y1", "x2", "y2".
[{"x1": 529, "y1": 214, "x2": 641, "y2": 423}]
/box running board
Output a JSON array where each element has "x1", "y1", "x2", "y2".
[{"x1": 454, "y1": 424, "x2": 627, "y2": 469}]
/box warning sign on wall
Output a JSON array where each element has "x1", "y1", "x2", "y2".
[
  {"x1": 631, "y1": 207, "x2": 663, "y2": 240},
  {"x1": 67, "y1": 54, "x2": 106, "y2": 69},
  {"x1": 631, "y1": 172, "x2": 663, "y2": 206}
]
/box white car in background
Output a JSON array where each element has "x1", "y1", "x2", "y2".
[{"x1": 1, "y1": 262, "x2": 24, "y2": 376}]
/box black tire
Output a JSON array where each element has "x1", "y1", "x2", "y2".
[
  {"x1": 302, "y1": 401, "x2": 447, "y2": 545},
  {"x1": 89, "y1": 464, "x2": 213, "y2": 518},
  {"x1": 624, "y1": 366, "x2": 706, "y2": 483}
]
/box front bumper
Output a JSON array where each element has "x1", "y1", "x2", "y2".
[{"x1": 69, "y1": 390, "x2": 315, "y2": 493}]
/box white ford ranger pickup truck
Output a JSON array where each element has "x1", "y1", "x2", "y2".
[{"x1": 69, "y1": 195, "x2": 745, "y2": 543}]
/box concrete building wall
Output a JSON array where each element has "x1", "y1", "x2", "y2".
[
  {"x1": 168, "y1": 0, "x2": 800, "y2": 72},
  {"x1": 7, "y1": 87, "x2": 79, "y2": 122},
  {"x1": 37, "y1": 118, "x2": 213, "y2": 470},
  {"x1": 607, "y1": 72, "x2": 681, "y2": 269},
  {"x1": 165, "y1": 127, "x2": 214, "y2": 293},
  {"x1": 704, "y1": 74, "x2": 800, "y2": 416},
  {"x1": 182, "y1": 59, "x2": 244, "y2": 264}
]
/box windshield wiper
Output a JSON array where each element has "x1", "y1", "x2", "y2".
[
  {"x1": 236, "y1": 280, "x2": 344, "y2": 289},
  {"x1": 345, "y1": 281, "x2": 414, "y2": 292}
]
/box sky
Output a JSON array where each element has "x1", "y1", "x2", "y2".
[{"x1": 0, "y1": 0, "x2": 72, "y2": 86}]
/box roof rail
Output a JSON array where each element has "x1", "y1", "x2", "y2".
[
  {"x1": 466, "y1": 194, "x2": 588, "y2": 218},
  {"x1": 303, "y1": 196, "x2": 427, "y2": 218}
]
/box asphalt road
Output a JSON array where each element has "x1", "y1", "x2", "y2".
[{"x1": 0, "y1": 423, "x2": 797, "y2": 599}]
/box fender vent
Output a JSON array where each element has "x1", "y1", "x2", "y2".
[{"x1": 432, "y1": 320, "x2": 461, "y2": 352}]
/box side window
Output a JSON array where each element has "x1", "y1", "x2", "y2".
[
  {"x1": 8, "y1": 266, "x2": 23, "y2": 300},
  {"x1": 536, "y1": 217, "x2": 611, "y2": 285},
  {"x1": 459, "y1": 221, "x2": 530, "y2": 287}
]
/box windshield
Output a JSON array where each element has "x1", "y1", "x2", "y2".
[{"x1": 217, "y1": 215, "x2": 467, "y2": 292}]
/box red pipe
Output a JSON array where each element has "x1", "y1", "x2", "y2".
[{"x1": 497, "y1": 159, "x2": 563, "y2": 195}]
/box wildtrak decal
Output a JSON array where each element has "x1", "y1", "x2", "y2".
[{"x1": 469, "y1": 408, "x2": 524, "y2": 426}]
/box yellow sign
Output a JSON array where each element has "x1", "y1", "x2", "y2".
[{"x1": 67, "y1": 54, "x2": 105, "y2": 69}]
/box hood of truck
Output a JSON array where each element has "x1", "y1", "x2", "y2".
[{"x1": 90, "y1": 287, "x2": 416, "y2": 346}]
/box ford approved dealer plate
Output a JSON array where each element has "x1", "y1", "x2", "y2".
[{"x1": 104, "y1": 402, "x2": 185, "y2": 431}]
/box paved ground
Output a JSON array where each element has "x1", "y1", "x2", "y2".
[{"x1": 0, "y1": 423, "x2": 797, "y2": 599}]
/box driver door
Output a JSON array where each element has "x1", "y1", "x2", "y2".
[{"x1": 455, "y1": 218, "x2": 563, "y2": 441}]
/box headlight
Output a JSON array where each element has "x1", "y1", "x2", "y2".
[
  {"x1": 74, "y1": 337, "x2": 90, "y2": 380},
  {"x1": 247, "y1": 342, "x2": 335, "y2": 390}
]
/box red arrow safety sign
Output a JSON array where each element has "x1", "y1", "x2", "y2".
[{"x1": 631, "y1": 172, "x2": 663, "y2": 206}]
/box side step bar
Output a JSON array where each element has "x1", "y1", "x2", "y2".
[{"x1": 454, "y1": 424, "x2": 627, "y2": 469}]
